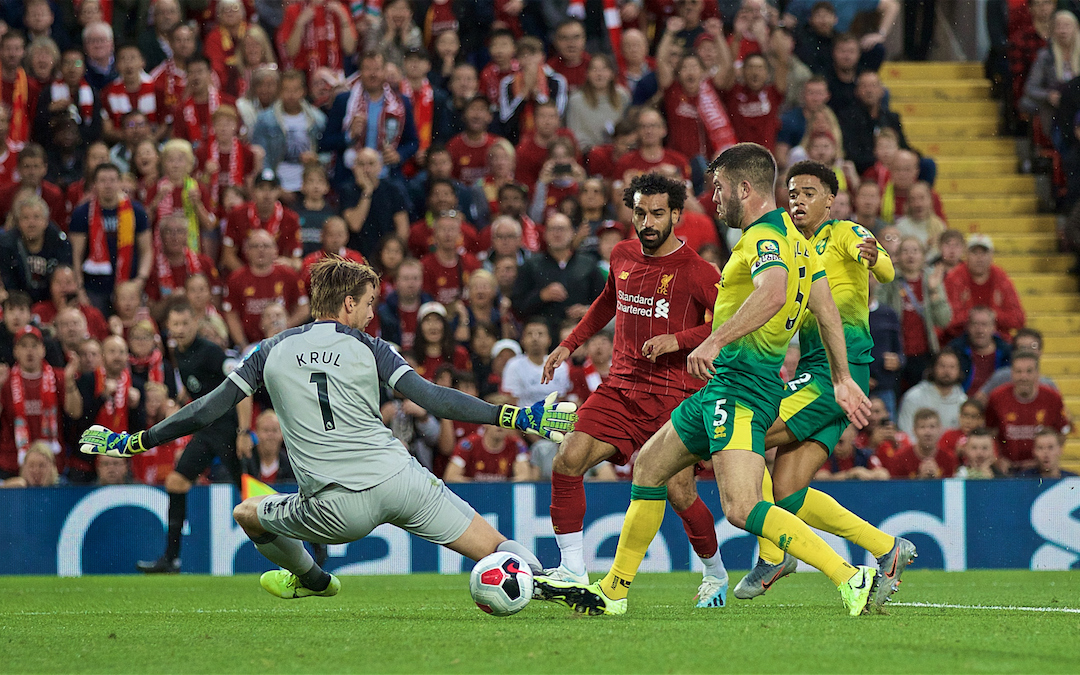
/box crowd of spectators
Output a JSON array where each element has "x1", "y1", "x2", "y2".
[{"x1": 0, "y1": 0, "x2": 1071, "y2": 490}]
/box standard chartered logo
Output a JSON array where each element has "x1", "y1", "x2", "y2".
[{"x1": 655, "y1": 299, "x2": 669, "y2": 318}]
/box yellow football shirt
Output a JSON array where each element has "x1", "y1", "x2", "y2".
[
  {"x1": 798, "y1": 219, "x2": 895, "y2": 368},
  {"x1": 712, "y1": 208, "x2": 822, "y2": 386}
]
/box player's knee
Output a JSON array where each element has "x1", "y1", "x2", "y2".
[
  {"x1": 720, "y1": 498, "x2": 752, "y2": 530},
  {"x1": 233, "y1": 499, "x2": 260, "y2": 531},
  {"x1": 164, "y1": 471, "x2": 192, "y2": 493},
  {"x1": 552, "y1": 433, "x2": 599, "y2": 476}
]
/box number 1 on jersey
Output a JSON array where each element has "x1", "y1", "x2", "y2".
[{"x1": 309, "y1": 372, "x2": 336, "y2": 431}]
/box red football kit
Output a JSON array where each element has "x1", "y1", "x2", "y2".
[
  {"x1": 451, "y1": 430, "x2": 529, "y2": 481},
  {"x1": 985, "y1": 384, "x2": 1070, "y2": 464},
  {"x1": 447, "y1": 132, "x2": 497, "y2": 184},
  {"x1": 420, "y1": 252, "x2": 481, "y2": 305},
  {"x1": 559, "y1": 238, "x2": 719, "y2": 462},
  {"x1": 222, "y1": 265, "x2": 307, "y2": 344}
]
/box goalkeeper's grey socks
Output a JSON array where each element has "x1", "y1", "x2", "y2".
[
  {"x1": 164, "y1": 492, "x2": 186, "y2": 561},
  {"x1": 250, "y1": 532, "x2": 330, "y2": 591},
  {"x1": 497, "y1": 539, "x2": 542, "y2": 575}
]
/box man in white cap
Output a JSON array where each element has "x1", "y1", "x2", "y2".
[{"x1": 942, "y1": 233, "x2": 1025, "y2": 342}]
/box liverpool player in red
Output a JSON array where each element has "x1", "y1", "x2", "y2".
[{"x1": 539, "y1": 173, "x2": 728, "y2": 608}]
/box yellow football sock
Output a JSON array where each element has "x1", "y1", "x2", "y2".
[
  {"x1": 746, "y1": 501, "x2": 857, "y2": 587},
  {"x1": 756, "y1": 470, "x2": 785, "y2": 564},
  {"x1": 796, "y1": 488, "x2": 895, "y2": 558},
  {"x1": 599, "y1": 485, "x2": 667, "y2": 600}
]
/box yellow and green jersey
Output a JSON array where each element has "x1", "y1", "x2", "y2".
[
  {"x1": 713, "y1": 208, "x2": 823, "y2": 386},
  {"x1": 798, "y1": 219, "x2": 895, "y2": 369}
]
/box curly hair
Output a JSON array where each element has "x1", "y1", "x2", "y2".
[
  {"x1": 786, "y1": 160, "x2": 840, "y2": 196},
  {"x1": 621, "y1": 172, "x2": 687, "y2": 212}
]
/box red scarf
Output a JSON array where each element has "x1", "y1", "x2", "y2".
[
  {"x1": 510, "y1": 65, "x2": 551, "y2": 136},
  {"x1": 301, "y1": 2, "x2": 340, "y2": 74},
  {"x1": 208, "y1": 137, "x2": 245, "y2": 209},
  {"x1": 345, "y1": 82, "x2": 406, "y2": 151},
  {"x1": 86, "y1": 196, "x2": 136, "y2": 283},
  {"x1": 182, "y1": 87, "x2": 222, "y2": 137},
  {"x1": 9, "y1": 68, "x2": 29, "y2": 146},
  {"x1": 94, "y1": 367, "x2": 131, "y2": 432},
  {"x1": 129, "y1": 348, "x2": 165, "y2": 384},
  {"x1": 400, "y1": 78, "x2": 433, "y2": 152},
  {"x1": 10, "y1": 364, "x2": 59, "y2": 464},
  {"x1": 154, "y1": 176, "x2": 201, "y2": 252},
  {"x1": 248, "y1": 202, "x2": 284, "y2": 236},
  {"x1": 697, "y1": 80, "x2": 737, "y2": 156},
  {"x1": 152, "y1": 59, "x2": 186, "y2": 113},
  {"x1": 154, "y1": 246, "x2": 204, "y2": 296},
  {"x1": 51, "y1": 77, "x2": 96, "y2": 123},
  {"x1": 602, "y1": 0, "x2": 621, "y2": 55}
]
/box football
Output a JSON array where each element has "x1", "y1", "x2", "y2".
[{"x1": 469, "y1": 551, "x2": 534, "y2": 616}]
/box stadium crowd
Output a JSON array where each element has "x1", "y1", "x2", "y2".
[{"x1": 0, "y1": 0, "x2": 1073, "y2": 491}]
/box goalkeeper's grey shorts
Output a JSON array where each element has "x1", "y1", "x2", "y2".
[{"x1": 256, "y1": 458, "x2": 475, "y2": 546}]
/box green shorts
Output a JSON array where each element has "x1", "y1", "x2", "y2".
[
  {"x1": 777, "y1": 362, "x2": 871, "y2": 455},
  {"x1": 670, "y1": 372, "x2": 781, "y2": 460}
]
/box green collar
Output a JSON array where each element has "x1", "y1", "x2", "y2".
[{"x1": 748, "y1": 208, "x2": 789, "y2": 236}]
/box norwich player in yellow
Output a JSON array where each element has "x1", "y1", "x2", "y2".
[
  {"x1": 534, "y1": 144, "x2": 877, "y2": 617},
  {"x1": 733, "y1": 160, "x2": 917, "y2": 609}
]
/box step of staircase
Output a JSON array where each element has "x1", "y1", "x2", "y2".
[
  {"x1": 1040, "y1": 355, "x2": 1080, "y2": 376},
  {"x1": 1026, "y1": 313, "x2": 1080, "y2": 333},
  {"x1": 1015, "y1": 294, "x2": 1080, "y2": 312},
  {"x1": 885, "y1": 81, "x2": 992, "y2": 102},
  {"x1": 934, "y1": 175, "x2": 1036, "y2": 196},
  {"x1": 994, "y1": 254, "x2": 1073, "y2": 274},
  {"x1": 940, "y1": 195, "x2": 1040, "y2": 216},
  {"x1": 919, "y1": 139, "x2": 1016, "y2": 156},
  {"x1": 1065, "y1": 396, "x2": 1080, "y2": 417},
  {"x1": 1053, "y1": 375, "x2": 1080, "y2": 395},
  {"x1": 881, "y1": 62, "x2": 985, "y2": 79},
  {"x1": 904, "y1": 118, "x2": 1000, "y2": 139},
  {"x1": 1008, "y1": 274, "x2": 1079, "y2": 295},
  {"x1": 935, "y1": 157, "x2": 1018, "y2": 178},
  {"x1": 985, "y1": 233, "x2": 1057, "y2": 254},
  {"x1": 1043, "y1": 336, "x2": 1080, "y2": 355},
  {"x1": 948, "y1": 216, "x2": 1056, "y2": 234},
  {"x1": 892, "y1": 100, "x2": 999, "y2": 117}
]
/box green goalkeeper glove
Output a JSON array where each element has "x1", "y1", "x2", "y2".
[
  {"x1": 79, "y1": 425, "x2": 149, "y2": 458},
  {"x1": 498, "y1": 392, "x2": 577, "y2": 442}
]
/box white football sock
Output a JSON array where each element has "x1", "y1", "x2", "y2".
[
  {"x1": 701, "y1": 550, "x2": 728, "y2": 581},
  {"x1": 555, "y1": 531, "x2": 585, "y2": 575}
]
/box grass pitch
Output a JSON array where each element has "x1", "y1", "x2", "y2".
[{"x1": 2, "y1": 571, "x2": 1078, "y2": 674}]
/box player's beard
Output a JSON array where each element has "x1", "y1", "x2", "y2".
[
  {"x1": 637, "y1": 216, "x2": 673, "y2": 254},
  {"x1": 722, "y1": 194, "x2": 745, "y2": 231}
]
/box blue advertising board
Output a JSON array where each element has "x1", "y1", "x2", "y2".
[{"x1": 2, "y1": 478, "x2": 1078, "y2": 576}]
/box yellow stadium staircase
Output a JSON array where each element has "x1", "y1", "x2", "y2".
[{"x1": 880, "y1": 62, "x2": 1080, "y2": 472}]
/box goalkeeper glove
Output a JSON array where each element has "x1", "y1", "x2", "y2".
[
  {"x1": 79, "y1": 425, "x2": 150, "y2": 458},
  {"x1": 498, "y1": 392, "x2": 577, "y2": 442}
]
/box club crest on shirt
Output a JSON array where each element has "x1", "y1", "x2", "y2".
[
  {"x1": 815, "y1": 236, "x2": 829, "y2": 255},
  {"x1": 656, "y1": 272, "x2": 674, "y2": 295},
  {"x1": 619, "y1": 271, "x2": 630, "y2": 280}
]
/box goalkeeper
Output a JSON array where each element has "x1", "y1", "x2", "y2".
[{"x1": 80, "y1": 258, "x2": 575, "y2": 599}]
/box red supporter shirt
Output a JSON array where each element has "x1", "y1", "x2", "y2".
[
  {"x1": 143, "y1": 179, "x2": 214, "y2": 226},
  {"x1": 1, "y1": 76, "x2": 40, "y2": 135},
  {"x1": 397, "y1": 304, "x2": 420, "y2": 352},
  {"x1": 877, "y1": 442, "x2": 958, "y2": 478},
  {"x1": 145, "y1": 252, "x2": 220, "y2": 302},
  {"x1": 968, "y1": 352, "x2": 996, "y2": 394},
  {"x1": 408, "y1": 218, "x2": 481, "y2": 259},
  {"x1": 515, "y1": 129, "x2": 579, "y2": 193},
  {"x1": 447, "y1": 132, "x2": 497, "y2": 184},
  {"x1": 560, "y1": 239, "x2": 719, "y2": 398},
  {"x1": 420, "y1": 252, "x2": 481, "y2": 305},
  {"x1": 547, "y1": 54, "x2": 591, "y2": 90},
  {"x1": 130, "y1": 436, "x2": 187, "y2": 485},
  {"x1": 194, "y1": 141, "x2": 257, "y2": 209},
  {"x1": 480, "y1": 61, "x2": 517, "y2": 104},
  {"x1": 0, "y1": 141, "x2": 19, "y2": 189},
  {"x1": 662, "y1": 81, "x2": 711, "y2": 159},
  {"x1": 985, "y1": 384, "x2": 1070, "y2": 463},
  {"x1": 33, "y1": 301, "x2": 110, "y2": 340},
  {"x1": 0, "y1": 367, "x2": 67, "y2": 474},
  {"x1": 416, "y1": 346, "x2": 472, "y2": 380},
  {"x1": 223, "y1": 265, "x2": 307, "y2": 344},
  {"x1": 0, "y1": 181, "x2": 67, "y2": 228},
  {"x1": 943, "y1": 263, "x2": 1026, "y2": 341},
  {"x1": 102, "y1": 74, "x2": 160, "y2": 126},
  {"x1": 674, "y1": 211, "x2": 720, "y2": 252},
  {"x1": 721, "y1": 83, "x2": 783, "y2": 151},
  {"x1": 614, "y1": 148, "x2": 690, "y2": 183},
  {"x1": 585, "y1": 144, "x2": 619, "y2": 181},
  {"x1": 276, "y1": 1, "x2": 351, "y2": 73},
  {"x1": 171, "y1": 91, "x2": 237, "y2": 145},
  {"x1": 937, "y1": 428, "x2": 971, "y2": 459},
  {"x1": 152, "y1": 61, "x2": 186, "y2": 121},
  {"x1": 223, "y1": 203, "x2": 303, "y2": 262},
  {"x1": 899, "y1": 277, "x2": 930, "y2": 356},
  {"x1": 451, "y1": 430, "x2": 529, "y2": 481}
]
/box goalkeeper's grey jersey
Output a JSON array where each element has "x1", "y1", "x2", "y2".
[{"x1": 228, "y1": 321, "x2": 414, "y2": 496}]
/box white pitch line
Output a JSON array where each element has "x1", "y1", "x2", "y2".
[{"x1": 891, "y1": 602, "x2": 1080, "y2": 614}]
